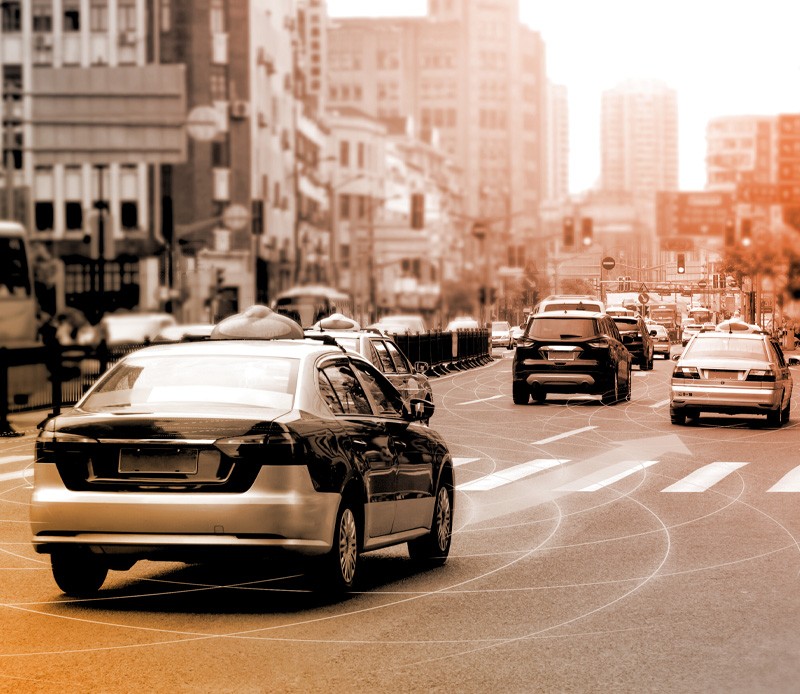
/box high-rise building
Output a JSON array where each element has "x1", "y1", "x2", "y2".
[
  {"x1": 705, "y1": 115, "x2": 773, "y2": 192},
  {"x1": 600, "y1": 79, "x2": 678, "y2": 200},
  {"x1": 327, "y1": 0, "x2": 546, "y2": 260},
  {"x1": 545, "y1": 82, "x2": 569, "y2": 201}
]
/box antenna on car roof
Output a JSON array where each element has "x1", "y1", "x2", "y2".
[{"x1": 304, "y1": 334, "x2": 348, "y2": 352}]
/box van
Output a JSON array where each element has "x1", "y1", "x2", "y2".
[{"x1": 534, "y1": 295, "x2": 605, "y2": 314}]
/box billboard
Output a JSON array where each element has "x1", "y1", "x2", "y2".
[{"x1": 656, "y1": 191, "x2": 734, "y2": 237}]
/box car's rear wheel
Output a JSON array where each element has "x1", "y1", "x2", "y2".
[
  {"x1": 51, "y1": 548, "x2": 108, "y2": 596},
  {"x1": 781, "y1": 400, "x2": 791, "y2": 425},
  {"x1": 315, "y1": 498, "x2": 360, "y2": 594},
  {"x1": 670, "y1": 407, "x2": 686, "y2": 425},
  {"x1": 601, "y1": 371, "x2": 619, "y2": 405},
  {"x1": 531, "y1": 387, "x2": 547, "y2": 404},
  {"x1": 767, "y1": 405, "x2": 783, "y2": 427},
  {"x1": 512, "y1": 382, "x2": 529, "y2": 405},
  {"x1": 624, "y1": 365, "x2": 632, "y2": 401},
  {"x1": 408, "y1": 481, "x2": 453, "y2": 566}
]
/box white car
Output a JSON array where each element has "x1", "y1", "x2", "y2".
[
  {"x1": 490, "y1": 321, "x2": 513, "y2": 349},
  {"x1": 446, "y1": 316, "x2": 480, "y2": 331}
]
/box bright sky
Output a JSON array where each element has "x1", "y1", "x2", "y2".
[{"x1": 327, "y1": 0, "x2": 800, "y2": 194}]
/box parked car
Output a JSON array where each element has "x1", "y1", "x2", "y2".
[
  {"x1": 649, "y1": 323, "x2": 672, "y2": 359},
  {"x1": 512, "y1": 310, "x2": 633, "y2": 405},
  {"x1": 670, "y1": 330, "x2": 792, "y2": 426},
  {"x1": 446, "y1": 316, "x2": 480, "y2": 331},
  {"x1": 97, "y1": 312, "x2": 178, "y2": 346},
  {"x1": 612, "y1": 315, "x2": 654, "y2": 370},
  {"x1": 369, "y1": 314, "x2": 427, "y2": 334},
  {"x1": 490, "y1": 320, "x2": 514, "y2": 349},
  {"x1": 304, "y1": 329, "x2": 433, "y2": 409},
  {"x1": 510, "y1": 323, "x2": 526, "y2": 346},
  {"x1": 31, "y1": 336, "x2": 454, "y2": 596}
]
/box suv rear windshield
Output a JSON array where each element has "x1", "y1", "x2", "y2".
[
  {"x1": 527, "y1": 317, "x2": 596, "y2": 340},
  {"x1": 613, "y1": 318, "x2": 639, "y2": 332}
]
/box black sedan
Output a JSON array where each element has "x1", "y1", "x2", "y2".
[{"x1": 31, "y1": 337, "x2": 454, "y2": 596}]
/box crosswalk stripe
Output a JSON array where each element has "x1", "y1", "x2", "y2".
[
  {"x1": 458, "y1": 458, "x2": 569, "y2": 491},
  {"x1": 0, "y1": 469, "x2": 31, "y2": 483},
  {"x1": 767, "y1": 465, "x2": 800, "y2": 492},
  {"x1": 453, "y1": 457, "x2": 480, "y2": 467},
  {"x1": 650, "y1": 399, "x2": 670, "y2": 409},
  {"x1": 560, "y1": 460, "x2": 659, "y2": 492},
  {"x1": 661, "y1": 462, "x2": 747, "y2": 492},
  {"x1": 0, "y1": 455, "x2": 32, "y2": 467},
  {"x1": 532, "y1": 426, "x2": 596, "y2": 445}
]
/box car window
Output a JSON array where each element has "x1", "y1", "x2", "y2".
[
  {"x1": 528, "y1": 317, "x2": 596, "y2": 339},
  {"x1": 317, "y1": 370, "x2": 345, "y2": 414},
  {"x1": 371, "y1": 339, "x2": 396, "y2": 373},
  {"x1": 613, "y1": 318, "x2": 638, "y2": 332},
  {"x1": 350, "y1": 360, "x2": 404, "y2": 417},
  {"x1": 385, "y1": 340, "x2": 410, "y2": 373},
  {"x1": 683, "y1": 337, "x2": 769, "y2": 360},
  {"x1": 770, "y1": 340, "x2": 787, "y2": 367},
  {"x1": 320, "y1": 362, "x2": 373, "y2": 415}
]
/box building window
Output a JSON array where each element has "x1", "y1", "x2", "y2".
[
  {"x1": 339, "y1": 194, "x2": 350, "y2": 219},
  {"x1": 160, "y1": 0, "x2": 171, "y2": 32},
  {"x1": 35, "y1": 202, "x2": 54, "y2": 232},
  {"x1": 1, "y1": 1, "x2": 21, "y2": 32},
  {"x1": 357, "y1": 195, "x2": 367, "y2": 220},
  {"x1": 211, "y1": 141, "x2": 229, "y2": 167},
  {"x1": 118, "y1": 0, "x2": 135, "y2": 31},
  {"x1": 88, "y1": 0, "x2": 107, "y2": 31},
  {"x1": 357, "y1": 142, "x2": 365, "y2": 168},
  {"x1": 210, "y1": 69, "x2": 227, "y2": 101},
  {"x1": 32, "y1": 2, "x2": 52, "y2": 32},
  {"x1": 210, "y1": 0, "x2": 224, "y2": 33},
  {"x1": 120, "y1": 201, "x2": 138, "y2": 230},
  {"x1": 63, "y1": 1, "x2": 80, "y2": 31},
  {"x1": 65, "y1": 202, "x2": 83, "y2": 230},
  {"x1": 339, "y1": 140, "x2": 349, "y2": 167}
]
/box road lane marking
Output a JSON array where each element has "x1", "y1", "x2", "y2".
[
  {"x1": 532, "y1": 426, "x2": 596, "y2": 445},
  {"x1": 458, "y1": 395, "x2": 504, "y2": 405},
  {"x1": 0, "y1": 469, "x2": 32, "y2": 483},
  {"x1": 650, "y1": 399, "x2": 670, "y2": 409},
  {"x1": 0, "y1": 455, "x2": 32, "y2": 466},
  {"x1": 559, "y1": 460, "x2": 659, "y2": 492},
  {"x1": 767, "y1": 465, "x2": 800, "y2": 492},
  {"x1": 661, "y1": 462, "x2": 747, "y2": 492},
  {"x1": 458, "y1": 458, "x2": 569, "y2": 491},
  {"x1": 453, "y1": 457, "x2": 480, "y2": 467}
]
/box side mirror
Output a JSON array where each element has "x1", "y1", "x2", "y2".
[
  {"x1": 649, "y1": 330, "x2": 657, "y2": 337},
  {"x1": 414, "y1": 361, "x2": 429, "y2": 374},
  {"x1": 404, "y1": 397, "x2": 434, "y2": 422},
  {"x1": 671, "y1": 354, "x2": 681, "y2": 361},
  {"x1": 788, "y1": 355, "x2": 800, "y2": 366}
]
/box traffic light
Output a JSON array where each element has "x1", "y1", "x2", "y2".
[
  {"x1": 676, "y1": 253, "x2": 686, "y2": 274},
  {"x1": 410, "y1": 193, "x2": 425, "y2": 229},
  {"x1": 215, "y1": 268, "x2": 225, "y2": 291},
  {"x1": 478, "y1": 287, "x2": 486, "y2": 304},
  {"x1": 741, "y1": 218, "x2": 752, "y2": 246},
  {"x1": 562, "y1": 216, "x2": 575, "y2": 246},
  {"x1": 581, "y1": 217, "x2": 593, "y2": 246},
  {"x1": 788, "y1": 259, "x2": 800, "y2": 300},
  {"x1": 617, "y1": 275, "x2": 625, "y2": 291},
  {"x1": 724, "y1": 219, "x2": 735, "y2": 247},
  {"x1": 488, "y1": 287, "x2": 497, "y2": 304}
]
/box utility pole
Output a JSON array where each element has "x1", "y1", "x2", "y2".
[{"x1": 94, "y1": 164, "x2": 108, "y2": 320}]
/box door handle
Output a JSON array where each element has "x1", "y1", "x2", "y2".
[
  {"x1": 351, "y1": 438, "x2": 368, "y2": 450},
  {"x1": 392, "y1": 439, "x2": 407, "y2": 450}
]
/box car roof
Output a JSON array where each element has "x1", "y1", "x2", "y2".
[
  {"x1": 534, "y1": 310, "x2": 603, "y2": 318},
  {"x1": 118, "y1": 337, "x2": 347, "y2": 360},
  {"x1": 691, "y1": 331, "x2": 766, "y2": 341}
]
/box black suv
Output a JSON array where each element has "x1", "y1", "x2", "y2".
[
  {"x1": 612, "y1": 315, "x2": 654, "y2": 370},
  {"x1": 512, "y1": 311, "x2": 633, "y2": 405}
]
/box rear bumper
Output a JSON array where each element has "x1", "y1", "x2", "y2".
[{"x1": 670, "y1": 384, "x2": 783, "y2": 413}]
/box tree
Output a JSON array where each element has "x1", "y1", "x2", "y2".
[{"x1": 560, "y1": 278, "x2": 596, "y2": 295}]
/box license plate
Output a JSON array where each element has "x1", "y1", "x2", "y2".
[
  {"x1": 119, "y1": 448, "x2": 199, "y2": 474},
  {"x1": 706, "y1": 370, "x2": 739, "y2": 380},
  {"x1": 547, "y1": 352, "x2": 575, "y2": 361}
]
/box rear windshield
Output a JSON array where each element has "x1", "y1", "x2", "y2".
[
  {"x1": 527, "y1": 317, "x2": 596, "y2": 340},
  {"x1": 491, "y1": 322, "x2": 510, "y2": 331},
  {"x1": 613, "y1": 318, "x2": 639, "y2": 331},
  {"x1": 683, "y1": 337, "x2": 768, "y2": 361},
  {"x1": 542, "y1": 302, "x2": 602, "y2": 312}
]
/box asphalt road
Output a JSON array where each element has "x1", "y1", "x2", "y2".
[{"x1": 3, "y1": 347, "x2": 800, "y2": 693}]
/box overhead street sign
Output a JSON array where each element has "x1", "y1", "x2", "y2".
[{"x1": 656, "y1": 191, "x2": 733, "y2": 237}]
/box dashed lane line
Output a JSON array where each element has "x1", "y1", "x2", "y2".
[
  {"x1": 532, "y1": 426, "x2": 597, "y2": 445},
  {"x1": 650, "y1": 399, "x2": 670, "y2": 409},
  {"x1": 559, "y1": 460, "x2": 660, "y2": 492},
  {"x1": 457, "y1": 394, "x2": 504, "y2": 406},
  {"x1": 768, "y1": 465, "x2": 800, "y2": 492},
  {"x1": 0, "y1": 455, "x2": 31, "y2": 466},
  {"x1": 453, "y1": 457, "x2": 480, "y2": 467}
]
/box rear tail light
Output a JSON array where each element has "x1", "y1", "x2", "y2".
[
  {"x1": 672, "y1": 366, "x2": 700, "y2": 379},
  {"x1": 214, "y1": 426, "x2": 297, "y2": 463},
  {"x1": 586, "y1": 339, "x2": 609, "y2": 348},
  {"x1": 746, "y1": 368, "x2": 776, "y2": 382}
]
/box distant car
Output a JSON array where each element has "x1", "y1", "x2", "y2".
[
  {"x1": 534, "y1": 294, "x2": 605, "y2": 314},
  {"x1": 670, "y1": 330, "x2": 792, "y2": 426},
  {"x1": 612, "y1": 315, "x2": 654, "y2": 370},
  {"x1": 97, "y1": 312, "x2": 178, "y2": 346},
  {"x1": 649, "y1": 323, "x2": 672, "y2": 359},
  {"x1": 153, "y1": 323, "x2": 214, "y2": 342},
  {"x1": 512, "y1": 310, "x2": 633, "y2": 405},
  {"x1": 490, "y1": 320, "x2": 513, "y2": 349},
  {"x1": 510, "y1": 323, "x2": 526, "y2": 345},
  {"x1": 370, "y1": 314, "x2": 426, "y2": 334},
  {"x1": 681, "y1": 323, "x2": 702, "y2": 346},
  {"x1": 304, "y1": 329, "x2": 433, "y2": 410},
  {"x1": 446, "y1": 316, "x2": 480, "y2": 331},
  {"x1": 31, "y1": 337, "x2": 452, "y2": 596}
]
